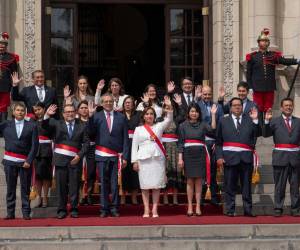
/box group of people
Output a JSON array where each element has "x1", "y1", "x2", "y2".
[{"x1": 1, "y1": 28, "x2": 300, "y2": 220}]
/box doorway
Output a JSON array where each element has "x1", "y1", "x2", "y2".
[{"x1": 78, "y1": 4, "x2": 165, "y2": 96}]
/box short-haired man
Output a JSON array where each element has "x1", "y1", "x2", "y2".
[
  {"x1": 45, "y1": 104, "x2": 89, "y2": 219},
  {"x1": 89, "y1": 93, "x2": 129, "y2": 217},
  {"x1": 11, "y1": 70, "x2": 59, "y2": 118},
  {"x1": 216, "y1": 97, "x2": 259, "y2": 217},
  {"x1": 1, "y1": 102, "x2": 39, "y2": 220},
  {"x1": 263, "y1": 98, "x2": 300, "y2": 217}
]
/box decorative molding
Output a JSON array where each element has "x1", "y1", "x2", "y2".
[
  {"x1": 223, "y1": 0, "x2": 234, "y2": 99},
  {"x1": 23, "y1": 0, "x2": 36, "y2": 86}
]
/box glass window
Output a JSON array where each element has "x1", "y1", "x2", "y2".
[
  {"x1": 51, "y1": 8, "x2": 73, "y2": 37},
  {"x1": 51, "y1": 38, "x2": 73, "y2": 65}
]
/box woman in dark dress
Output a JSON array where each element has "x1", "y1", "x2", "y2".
[
  {"x1": 178, "y1": 103, "x2": 217, "y2": 216},
  {"x1": 77, "y1": 100, "x2": 96, "y2": 205},
  {"x1": 121, "y1": 96, "x2": 141, "y2": 204},
  {"x1": 32, "y1": 102, "x2": 53, "y2": 208}
]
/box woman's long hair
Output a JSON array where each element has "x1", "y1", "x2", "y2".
[
  {"x1": 108, "y1": 77, "x2": 125, "y2": 96},
  {"x1": 74, "y1": 75, "x2": 94, "y2": 101}
]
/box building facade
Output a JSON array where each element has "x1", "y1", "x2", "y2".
[{"x1": 1, "y1": 0, "x2": 300, "y2": 114}]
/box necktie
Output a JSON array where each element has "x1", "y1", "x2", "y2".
[
  {"x1": 285, "y1": 118, "x2": 291, "y2": 133},
  {"x1": 68, "y1": 122, "x2": 73, "y2": 139},
  {"x1": 38, "y1": 87, "x2": 44, "y2": 102},
  {"x1": 236, "y1": 117, "x2": 241, "y2": 133},
  {"x1": 16, "y1": 121, "x2": 22, "y2": 138},
  {"x1": 107, "y1": 112, "x2": 111, "y2": 133},
  {"x1": 187, "y1": 94, "x2": 191, "y2": 105}
]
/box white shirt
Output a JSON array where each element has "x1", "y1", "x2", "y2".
[
  {"x1": 282, "y1": 114, "x2": 292, "y2": 127},
  {"x1": 231, "y1": 114, "x2": 242, "y2": 129},
  {"x1": 183, "y1": 92, "x2": 193, "y2": 105},
  {"x1": 35, "y1": 85, "x2": 46, "y2": 102},
  {"x1": 15, "y1": 119, "x2": 24, "y2": 138},
  {"x1": 104, "y1": 110, "x2": 114, "y2": 132}
]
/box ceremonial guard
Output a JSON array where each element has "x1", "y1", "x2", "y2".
[
  {"x1": 216, "y1": 98, "x2": 259, "y2": 217},
  {"x1": 246, "y1": 28, "x2": 299, "y2": 116},
  {"x1": 1, "y1": 102, "x2": 38, "y2": 220},
  {"x1": 0, "y1": 32, "x2": 19, "y2": 122},
  {"x1": 263, "y1": 98, "x2": 300, "y2": 217}
]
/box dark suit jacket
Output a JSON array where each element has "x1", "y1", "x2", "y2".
[
  {"x1": 35, "y1": 119, "x2": 54, "y2": 158},
  {"x1": 216, "y1": 114, "x2": 259, "y2": 165},
  {"x1": 0, "y1": 120, "x2": 39, "y2": 166},
  {"x1": 89, "y1": 110, "x2": 129, "y2": 161},
  {"x1": 44, "y1": 118, "x2": 89, "y2": 166},
  {"x1": 12, "y1": 85, "x2": 59, "y2": 117},
  {"x1": 197, "y1": 100, "x2": 224, "y2": 126},
  {"x1": 263, "y1": 115, "x2": 300, "y2": 167}
]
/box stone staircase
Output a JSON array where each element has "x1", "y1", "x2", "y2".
[
  {"x1": 0, "y1": 137, "x2": 294, "y2": 218},
  {"x1": 1, "y1": 224, "x2": 300, "y2": 249}
]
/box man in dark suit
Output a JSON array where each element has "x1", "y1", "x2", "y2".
[
  {"x1": 11, "y1": 70, "x2": 59, "y2": 118},
  {"x1": 166, "y1": 77, "x2": 194, "y2": 124},
  {"x1": 196, "y1": 85, "x2": 223, "y2": 205},
  {"x1": 0, "y1": 102, "x2": 39, "y2": 220},
  {"x1": 45, "y1": 104, "x2": 89, "y2": 219},
  {"x1": 89, "y1": 93, "x2": 129, "y2": 217},
  {"x1": 216, "y1": 97, "x2": 259, "y2": 217},
  {"x1": 263, "y1": 98, "x2": 300, "y2": 217},
  {"x1": 219, "y1": 81, "x2": 257, "y2": 116}
]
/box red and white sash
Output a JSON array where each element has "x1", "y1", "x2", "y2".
[
  {"x1": 273, "y1": 144, "x2": 300, "y2": 152},
  {"x1": 205, "y1": 136, "x2": 215, "y2": 141},
  {"x1": 38, "y1": 135, "x2": 51, "y2": 144},
  {"x1": 54, "y1": 144, "x2": 79, "y2": 157},
  {"x1": 184, "y1": 139, "x2": 211, "y2": 186},
  {"x1": 162, "y1": 133, "x2": 178, "y2": 143},
  {"x1": 222, "y1": 142, "x2": 259, "y2": 167},
  {"x1": 143, "y1": 124, "x2": 167, "y2": 158},
  {"x1": 128, "y1": 130, "x2": 134, "y2": 139},
  {"x1": 4, "y1": 151, "x2": 27, "y2": 163},
  {"x1": 95, "y1": 145, "x2": 123, "y2": 179}
]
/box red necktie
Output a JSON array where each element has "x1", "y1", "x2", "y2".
[
  {"x1": 285, "y1": 118, "x2": 291, "y2": 133},
  {"x1": 106, "y1": 112, "x2": 111, "y2": 133}
]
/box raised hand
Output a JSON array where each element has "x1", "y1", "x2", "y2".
[
  {"x1": 167, "y1": 81, "x2": 175, "y2": 93},
  {"x1": 211, "y1": 104, "x2": 218, "y2": 115},
  {"x1": 11, "y1": 72, "x2": 22, "y2": 86},
  {"x1": 249, "y1": 107, "x2": 258, "y2": 120},
  {"x1": 218, "y1": 85, "x2": 225, "y2": 100},
  {"x1": 194, "y1": 85, "x2": 202, "y2": 99},
  {"x1": 265, "y1": 108, "x2": 273, "y2": 121},
  {"x1": 88, "y1": 100, "x2": 97, "y2": 117},
  {"x1": 163, "y1": 95, "x2": 172, "y2": 107},
  {"x1": 141, "y1": 93, "x2": 150, "y2": 103},
  {"x1": 63, "y1": 85, "x2": 71, "y2": 99},
  {"x1": 46, "y1": 104, "x2": 57, "y2": 116},
  {"x1": 173, "y1": 93, "x2": 182, "y2": 105},
  {"x1": 96, "y1": 79, "x2": 105, "y2": 92}
]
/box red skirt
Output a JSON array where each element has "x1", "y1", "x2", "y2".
[{"x1": 0, "y1": 92, "x2": 10, "y2": 112}]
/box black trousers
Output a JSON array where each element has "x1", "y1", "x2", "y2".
[
  {"x1": 86, "y1": 157, "x2": 96, "y2": 195},
  {"x1": 55, "y1": 163, "x2": 82, "y2": 214},
  {"x1": 4, "y1": 164, "x2": 32, "y2": 217},
  {"x1": 97, "y1": 159, "x2": 119, "y2": 213},
  {"x1": 224, "y1": 163, "x2": 253, "y2": 214},
  {"x1": 273, "y1": 164, "x2": 300, "y2": 211}
]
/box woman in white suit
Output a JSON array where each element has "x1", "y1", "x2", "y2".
[{"x1": 132, "y1": 96, "x2": 173, "y2": 218}]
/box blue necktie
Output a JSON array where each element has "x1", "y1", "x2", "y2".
[{"x1": 68, "y1": 123, "x2": 73, "y2": 139}]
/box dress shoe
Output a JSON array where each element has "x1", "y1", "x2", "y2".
[
  {"x1": 99, "y1": 211, "x2": 109, "y2": 218},
  {"x1": 186, "y1": 212, "x2": 194, "y2": 217},
  {"x1": 244, "y1": 212, "x2": 256, "y2": 217},
  {"x1": 110, "y1": 211, "x2": 120, "y2": 217},
  {"x1": 57, "y1": 212, "x2": 67, "y2": 219},
  {"x1": 23, "y1": 215, "x2": 31, "y2": 220},
  {"x1": 274, "y1": 209, "x2": 283, "y2": 217},
  {"x1": 225, "y1": 212, "x2": 235, "y2": 217},
  {"x1": 70, "y1": 211, "x2": 79, "y2": 218},
  {"x1": 4, "y1": 215, "x2": 15, "y2": 220},
  {"x1": 291, "y1": 210, "x2": 300, "y2": 217}
]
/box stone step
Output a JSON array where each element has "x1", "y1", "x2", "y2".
[{"x1": 1, "y1": 224, "x2": 300, "y2": 250}]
